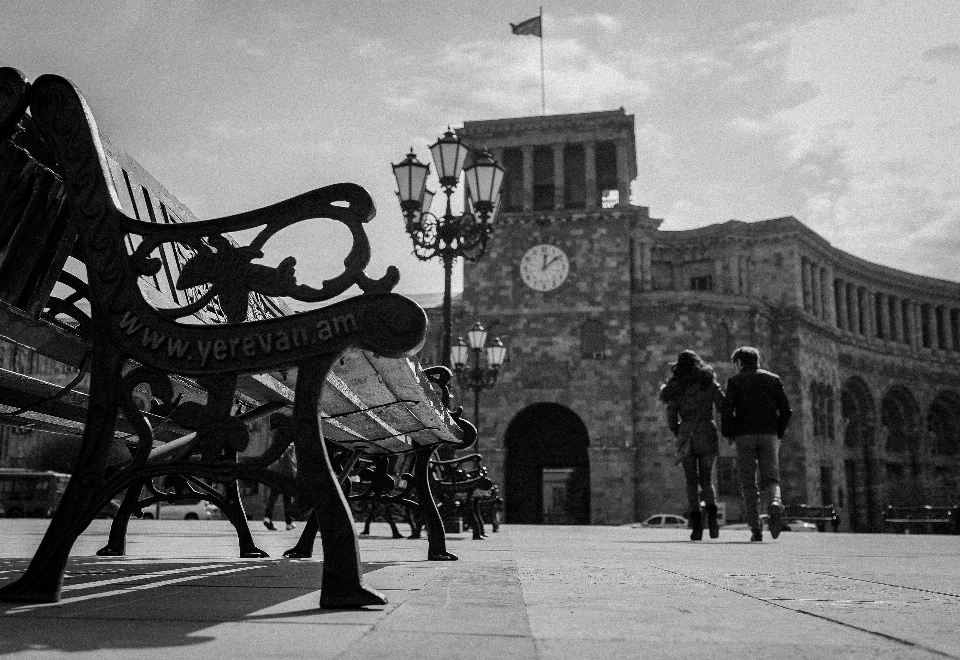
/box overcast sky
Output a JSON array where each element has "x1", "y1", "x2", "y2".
[{"x1": 3, "y1": 1, "x2": 958, "y2": 301}]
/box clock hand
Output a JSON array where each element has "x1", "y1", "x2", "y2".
[{"x1": 543, "y1": 255, "x2": 561, "y2": 270}]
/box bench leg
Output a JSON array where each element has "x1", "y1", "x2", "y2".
[
  {"x1": 406, "y1": 506, "x2": 423, "y2": 539},
  {"x1": 282, "y1": 447, "x2": 359, "y2": 559},
  {"x1": 0, "y1": 348, "x2": 123, "y2": 603},
  {"x1": 413, "y1": 446, "x2": 457, "y2": 561},
  {"x1": 283, "y1": 509, "x2": 320, "y2": 558},
  {"x1": 220, "y1": 475, "x2": 269, "y2": 558},
  {"x1": 96, "y1": 481, "x2": 147, "y2": 556},
  {"x1": 294, "y1": 359, "x2": 386, "y2": 609}
]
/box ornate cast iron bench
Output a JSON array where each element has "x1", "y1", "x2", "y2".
[
  {"x1": 399, "y1": 450, "x2": 494, "y2": 540},
  {"x1": 474, "y1": 483, "x2": 503, "y2": 536},
  {"x1": 0, "y1": 67, "x2": 470, "y2": 606},
  {"x1": 883, "y1": 505, "x2": 960, "y2": 535}
]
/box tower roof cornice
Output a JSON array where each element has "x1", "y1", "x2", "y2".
[{"x1": 458, "y1": 109, "x2": 634, "y2": 141}]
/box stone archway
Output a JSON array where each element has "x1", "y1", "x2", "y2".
[
  {"x1": 503, "y1": 403, "x2": 590, "y2": 524},
  {"x1": 841, "y1": 377, "x2": 877, "y2": 531},
  {"x1": 880, "y1": 385, "x2": 923, "y2": 506},
  {"x1": 927, "y1": 391, "x2": 960, "y2": 505}
]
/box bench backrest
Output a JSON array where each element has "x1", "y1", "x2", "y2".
[
  {"x1": 2, "y1": 68, "x2": 469, "y2": 462},
  {"x1": 24, "y1": 72, "x2": 421, "y2": 373},
  {"x1": 0, "y1": 79, "x2": 74, "y2": 315}
]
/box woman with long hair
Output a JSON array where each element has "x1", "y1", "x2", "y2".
[{"x1": 659, "y1": 350, "x2": 725, "y2": 541}]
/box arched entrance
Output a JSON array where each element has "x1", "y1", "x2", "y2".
[
  {"x1": 504, "y1": 403, "x2": 590, "y2": 524},
  {"x1": 841, "y1": 377, "x2": 876, "y2": 531},
  {"x1": 880, "y1": 386, "x2": 922, "y2": 506},
  {"x1": 927, "y1": 391, "x2": 960, "y2": 505}
]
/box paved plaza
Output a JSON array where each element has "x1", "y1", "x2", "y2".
[{"x1": 0, "y1": 519, "x2": 958, "y2": 659}]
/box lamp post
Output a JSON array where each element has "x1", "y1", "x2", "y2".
[
  {"x1": 392, "y1": 129, "x2": 505, "y2": 367},
  {"x1": 451, "y1": 322, "x2": 508, "y2": 430}
]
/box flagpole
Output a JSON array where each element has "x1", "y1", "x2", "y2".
[{"x1": 539, "y1": 5, "x2": 545, "y2": 115}]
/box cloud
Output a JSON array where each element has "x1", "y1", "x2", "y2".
[
  {"x1": 923, "y1": 43, "x2": 960, "y2": 65},
  {"x1": 888, "y1": 75, "x2": 939, "y2": 93},
  {"x1": 567, "y1": 12, "x2": 624, "y2": 33}
]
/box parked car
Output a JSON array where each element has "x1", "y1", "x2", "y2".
[
  {"x1": 726, "y1": 514, "x2": 818, "y2": 532},
  {"x1": 639, "y1": 513, "x2": 689, "y2": 529},
  {"x1": 141, "y1": 498, "x2": 218, "y2": 520},
  {"x1": 783, "y1": 519, "x2": 818, "y2": 532},
  {"x1": 95, "y1": 498, "x2": 125, "y2": 519}
]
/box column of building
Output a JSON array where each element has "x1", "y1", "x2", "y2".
[
  {"x1": 552, "y1": 144, "x2": 564, "y2": 211},
  {"x1": 521, "y1": 145, "x2": 534, "y2": 212},
  {"x1": 615, "y1": 138, "x2": 631, "y2": 207},
  {"x1": 835, "y1": 278, "x2": 848, "y2": 331},
  {"x1": 822, "y1": 266, "x2": 836, "y2": 326},
  {"x1": 584, "y1": 142, "x2": 597, "y2": 210}
]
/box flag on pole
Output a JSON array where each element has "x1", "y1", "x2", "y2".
[{"x1": 510, "y1": 15, "x2": 542, "y2": 37}]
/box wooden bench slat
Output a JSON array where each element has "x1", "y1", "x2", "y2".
[{"x1": 0, "y1": 299, "x2": 88, "y2": 368}]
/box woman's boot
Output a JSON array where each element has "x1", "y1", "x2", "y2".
[
  {"x1": 705, "y1": 504, "x2": 720, "y2": 539},
  {"x1": 689, "y1": 509, "x2": 703, "y2": 541}
]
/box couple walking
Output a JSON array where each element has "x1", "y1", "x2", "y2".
[{"x1": 659, "y1": 346, "x2": 792, "y2": 542}]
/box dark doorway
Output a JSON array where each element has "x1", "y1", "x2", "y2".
[{"x1": 504, "y1": 403, "x2": 590, "y2": 524}]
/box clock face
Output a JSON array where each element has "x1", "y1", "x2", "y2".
[{"x1": 520, "y1": 244, "x2": 570, "y2": 292}]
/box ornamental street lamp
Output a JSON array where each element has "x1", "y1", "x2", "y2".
[
  {"x1": 392, "y1": 129, "x2": 505, "y2": 367},
  {"x1": 451, "y1": 322, "x2": 508, "y2": 430}
]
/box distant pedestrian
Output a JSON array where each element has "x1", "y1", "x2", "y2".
[
  {"x1": 721, "y1": 347, "x2": 792, "y2": 542},
  {"x1": 659, "y1": 350, "x2": 725, "y2": 541},
  {"x1": 357, "y1": 457, "x2": 404, "y2": 539},
  {"x1": 263, "y1": 413, "x2": 297, "y2": 531}
]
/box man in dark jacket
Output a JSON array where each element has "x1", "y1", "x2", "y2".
[{"x1": 721, "y1": 346, "x2": 792, "y2": 542}]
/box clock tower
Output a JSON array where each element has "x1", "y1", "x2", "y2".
[{"x1": 457, "y1": 109, "x2": 660, "y2": 525}]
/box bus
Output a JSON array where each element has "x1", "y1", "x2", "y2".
[{"x1": 0, "y1": 468, "x2": 71, "y2": 518}]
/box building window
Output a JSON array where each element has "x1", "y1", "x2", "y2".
[
  {"x1": 810, "y1": 382, "x2": 836, "y2": 442},
  {"x1": 580, "y1": 319, "x2": 606, "y2": 360},
  {"x1": 937, "y1": 306, "x2": 948, "y2": 349},
  {"x1": 826, "y1": 386, "x2": 835, "y2": 441},
  {"x1": 532, "y1": 146, "x2": 554, "y2": 211},
  {"x1": 874, "y1": 293, "x2": 885, "y2": 339},
  {"x1": 690, "y1": 275, "x2": 713, "y2": 291},
  {"x1": 902, "y1": 299, "x2": 912, "y2": 344},
  {"x1": 811, "y1": 382, "x2": 823, "y2": 438},
  {"x1": 563, "y1": 143, "x2": 585, "y2": 209},
  {"x1": 952, "y1": 309, "x2": 960, "y2": 351},
  {"x1": 921, "y1": 303, "x2": 933, "y2": 348},
  {"x1": 594, "y1": 140, "x2": 617, "y2": 208},
  {"x1": 834, "y1": 279, "x2": 844, "y2": 329},
  {"x1": 888, "y1": 296, "x2": 899, "y2": 341},
  {"x1": 820, "y1": 466, "x2": 834, "y2": 506},
  {"x1": 500, "y1": 148, "x2": 524, "y2": 211}
]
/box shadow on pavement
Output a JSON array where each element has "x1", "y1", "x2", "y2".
[{"x1": 0, "y1": 556, "x2": 397, "y2": 656}]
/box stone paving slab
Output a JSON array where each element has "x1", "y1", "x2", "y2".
[{"x1": 0, "y1": 520, "x2": 958, "y2": 659}]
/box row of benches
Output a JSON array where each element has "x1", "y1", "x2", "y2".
[
  {"x1": 882, "y1": 505, "x2": 960, "y2": 535},
  {"x1": 0, "y1": 66, "x2": 498, "y2": 606}
]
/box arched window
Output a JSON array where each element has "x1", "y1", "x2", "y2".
[
  {"x1": 580, "y1": 319, "x2": 606, "y2": 360},
  {"x1": 928, "y1": 392, "x2": 960, "y2": 456},
  {"x1": 841, "y1": 377, "x2": 874, "y2": 449},
  {"x1": 881, "y1": 388, "x2": 920, "y2": 453}
]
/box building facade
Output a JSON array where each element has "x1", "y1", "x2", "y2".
[{"x1": 421, "y1": 109, "x2": 960, "y2": 530}]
